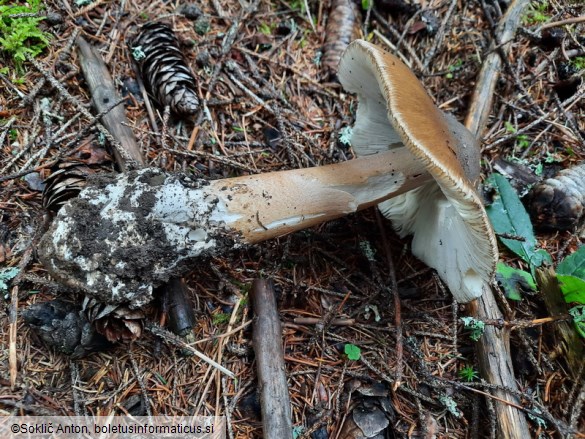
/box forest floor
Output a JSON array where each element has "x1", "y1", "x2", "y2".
[{"x1": 0, "y1": 0, "x2": 584, "y2": 438}]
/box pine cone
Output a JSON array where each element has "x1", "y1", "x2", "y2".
[
  {"x1": 131, "y1": 22, "x2": 199, "y2": 116},
  {"x1": 42, "y1": 141, "x2": 113, "y2": 212},
  {"x1": 83, "y1": 297, "x2": 145, "y2": 342},
  {"x1": 42, "y1": 163, "x2": 97, "y2": 212}
]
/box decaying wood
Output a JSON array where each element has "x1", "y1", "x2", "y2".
[
  {"x1": 465, "y1": 1, "x2": 532, "y2": 437},
  {"x1": 465, "y1": 0, "x2": 529, "y2": 137},
  {"x1": 535, "y1": 267, "x2": 583, "y2": 376},
  {"x1": 250, "y1": 279, "x2": 293, "y2": 439},
  {"x1": 76, "y1": 36, "x2": 145, "y2": 169}
]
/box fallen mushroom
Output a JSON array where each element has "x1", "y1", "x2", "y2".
[
  {"x1": 38, "y1": 149, "x2": 431, "y2": 308},
  {"x1": 337, "y1": 40, "x2": 498, "y2": 302}
]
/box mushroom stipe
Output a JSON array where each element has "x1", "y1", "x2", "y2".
[{"x1": 38, "y1": 149, "x2": 431, "y2": 308}]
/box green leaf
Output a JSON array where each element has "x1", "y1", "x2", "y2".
[
  {"x1": 556, "y1": 275, "x2": 585, "y2": 304},
  {"x1": 486, "y1": 174, "x2": 551, "y2": 270},
  {"x1": 361, "y1": 0, "x2": 372, "y2": 10},
  {"x1": 557, "y1": 246, "x2": 585, "y2": 278},
  {"x1": 556, "y1": 246, "x2": 585, "y2": 303},
  {"x1": 495, "y1": 262, "x2": 536, "y2": 301},
  {"x1": 344, "y1": 343, "x2": 361, "y2": 361},
  {"x1": 569, "y1": 306, "x2": 585, "y2": 338}
]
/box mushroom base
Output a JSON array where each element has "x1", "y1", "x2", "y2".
[{"x1": 38, "y1": 168, "x2": 240, "y2": 308}]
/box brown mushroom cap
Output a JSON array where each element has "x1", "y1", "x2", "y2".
[{"x1": 338, "y1": 40, "x2": 498, "y2": 302}]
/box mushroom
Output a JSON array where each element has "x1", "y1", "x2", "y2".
[
  {"x1": 38, "y1": 149, "x2": 432, "y2": 308},
  {"x1": 337, "y1": 40, "x2": 498, "y2": 302}
]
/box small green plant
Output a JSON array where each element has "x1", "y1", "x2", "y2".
[
  {"x1": 461, "y1": 316, "x2": 485, "y2": 341},
  {"x1": 212, "y1": 312, "x2": 231, "y2": 325},
  {"x1": 258, "y1": 22, "x2": 273, "y2": 36},
  {"x1": 504, "y1": 121, "x2": 531, "y2": 149},
  {"x1": 0, "y1": 0, "x2": 51, "y2": 70},
  {"x1": 361, "y1": 0, "x2": 373, "y2": 10},
  {"x1": 522, "y1": 1, "x2": 549, "y2": 25},
  {"x1": 486, "y1": 173, "x2": 585, "y2": 337},
  {"x1": 286, "y1": 0, "x2": 306, "y2": 14},
  {"x1": 571, "y1": 57, "x2": 585, "y2": 71},
  {"x1": 445, "y1": 59, "x2": 463, "y2": 80},
  {"x1": 344, "y1": 343, "x2": 361, "y2": 361},
  {"x1": 458, "y1": 365, "x2": 479, "y2": 382}
]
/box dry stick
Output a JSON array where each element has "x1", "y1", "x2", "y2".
[
  {"x1": 147, "y1": 324, "x2": 235, "y2": 378},
  {"x1": 375, "y1": 210, "x2": 403, "y2": 391},
  {"x1": 487, "y1": 85, "x2": 585, "y2": 149},
  {"x1": 293, "y1": 317, "x2": 355, "y2": 326},
  {"x1": 76, "y1": 36, "x2": 144, "y2": 170},
  {"x1": 129, "y1": 352, "x2": 153, "y2": 419},
  {"x1": 540, "y1": 15, "x2": 585, "y2": 30},
  {"x1": 250, "y1": 279, "x2": 293, "y2": 439},
  {"x1": 370, "y1": 12, "x2": 424, "y2": 72},
  {"x1": 464, "y1": 1, "x2": 532, "y2": 438},
  {"x1": 465, "y1": 0, "x2": 529, "y2": 136},
  {"x1": 480, "y1": 0, "x2": 544, "y2": 117},
  {"x1": 9, "y1": 285, "x2": 18, "y2": 388}
]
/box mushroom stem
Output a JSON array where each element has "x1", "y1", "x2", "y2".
[
  {"x1": 214, "y1": 148, "x2": 431, "y2": 242},
  {"x1": 38, "y1": 148, "x2": 430, "y2": 306}
]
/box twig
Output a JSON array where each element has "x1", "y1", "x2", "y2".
[
  {"x1": 129, "y1": 352, "x2": 153, "y2": 419},
  {"x1": 250, "y1": 279, "x2": 293, "y2": 439},
  {"x1": 9, "y1": 285, "x2": 18, "y2": 388},
  {"x1": 146, "y1": 324, "x2": 235, "y2": 379},
  {"x1": 24, "y1": 53, "x2": 127, "y2": 164},
  {"x1": 371, "y1": 25, "x2": 423, "y2": 72},
  {"x1": 486, "y1": 85, "x2": 585, "y2": 148},
  {"x1": 375, "y1": 210, "x2": 403, "y2": 391},
  {"x1": 465, "y1": 0, "x2": 531, "y2": 137},
  {"x1": 540, "y1": 15, "x2": 585, "y2": 31},
  {"x1": 76, "y1": 36, "x2": 145, "y2": 169},
  {"x1": 221, "y1": 377, "x2": 235, "y2": 439},
  {"x1": 464, "y1": 2, "x2": 534, "y2": 437},
  {"x1": 293, "y1": 317, "x2": 354, "y2": 326},
  {"x1": 567, "y1": 362, "x2": 585, "y2": 425}
]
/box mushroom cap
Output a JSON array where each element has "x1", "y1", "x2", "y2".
[{"x1": 338, "y1": 39, "x2": 498, "y2": 302}]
